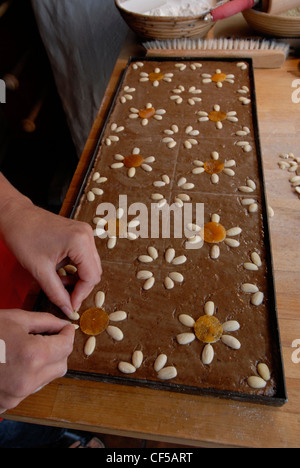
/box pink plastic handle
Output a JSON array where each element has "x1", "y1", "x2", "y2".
[{"x1": 211, "y1": 0, "x2": 256, "y2": 21}]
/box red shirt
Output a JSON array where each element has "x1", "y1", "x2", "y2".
[
  {"x1": 0, "y1": 240, "x2": 33, "y2": 423},
  {"x1": 0, "y1": 240, "x2": 32, "y2": 309},
  {"x1": 0, "y1": 241, "x2": 32, "y2": 422}
]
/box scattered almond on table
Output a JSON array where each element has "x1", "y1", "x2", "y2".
[{"x1": 278, "y1": 152, "x2": 300, "y2": 199}]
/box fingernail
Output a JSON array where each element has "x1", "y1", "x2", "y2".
[{"x1": 61, "y1": 306, "x2": 78, "y2": 320}]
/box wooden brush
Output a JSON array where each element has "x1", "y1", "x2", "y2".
[{"x1": 143, "y1": 38, "x2": 290, "y2": 68}]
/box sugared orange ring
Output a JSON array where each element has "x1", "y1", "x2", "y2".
[
  {"x1": 204, "y1": 160, "x2": 225, "y2": 175},
  {"x1": 148, "y1": 72, "x2": 164, "y2": 82},
  {"x1": 80, "y1": 308, "x2": 109, "y2": 336},
  {"x1": 138, "y1": 107, "x2": 156, "y2": 119},
  {"x1": 194, "y1": 315, "x2": 223, "y2": 344},
  {"x1": 123, "y1": 154, "x2": 144, "y2": 168},
  {"x1": 209, "y1": 110, "x2": 227, "y2": 122},
  {"x1": 212, "y1": 73, "x2": 227, "y2": 83},
  {"x1": 203, "y1": 222, "x2": 226, "y2": 244}
]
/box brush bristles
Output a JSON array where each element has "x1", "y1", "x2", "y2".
[{"x1": 143, "y1": 38, "x2": 289, "y2": 55}]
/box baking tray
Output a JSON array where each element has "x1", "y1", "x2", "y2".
[{"x1": 37, "y1": 57, "x2": 287, "y2": 407}]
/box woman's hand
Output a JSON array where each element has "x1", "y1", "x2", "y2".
[
  {"x1": 0, "y1": 310, "x2": 75, "y2": 414},
  {"x1": 0, "y1": 173, "x2": 102, "y2": 319}
]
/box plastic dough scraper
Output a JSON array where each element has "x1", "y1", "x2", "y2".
[{"x1": 120, "y1": 0, "x2": 167, "y2": 14}]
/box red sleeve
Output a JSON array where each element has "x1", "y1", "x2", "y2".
[
  {"x1": 0, "y1": 242, "x2": 33, "y2": 423},
  {"x1": 0, "y1": 240, "x2": 33, "y2": 309}
]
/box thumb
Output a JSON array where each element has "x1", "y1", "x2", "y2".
[{"x1": 21, "y1": 311, "x2": 72, "y2": 335}]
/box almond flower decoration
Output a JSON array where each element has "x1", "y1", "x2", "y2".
[
  {"x1": 137, "y1": 246, "x2": 187, "y2": 291},
  {"x1": 202, "y1": 69, "x2": 235, "y2": 88},
  {"x1": 198, "y1": 104, "x2": 238, "y2": 130},
  {"x1": 192, "y1": 151, "x2": 236, "y2": 184},
  {"x1": 104, "y1": 122, "x2": 125, "y2": 146},
  {"x1": 176, "y1": 299, "x2": 241, "y2": 366},
  {"x1": 86, "y1": 171, "x2": 108, "y2": 202},
  {"x1": 170, "y1": 85, "x2": 202, "y2": 106},
  {"x1": 111, "y1": 147, "x2": 155, "y2": 178},
  {"x1": 129, "y1": 103, "x2": 166, "y2": 127},
  {"x1": 162, "y1": 125, "x2": 200, "y2": 150},
  {"x1": 94, "y1": 208, "x2": 140, "y2": 249},
  {"x1": 140, "y1": 67, "x2": 174, "y2": 87},
  {"x1": 185, "y1": 213, "x2": 242, "y2": 259},
  {"x1": 120, "y1": 85, "x2": 136, "y2": 104},
  {"x1": 79, "y1": 291, "x2": 127, "y2": 358}
]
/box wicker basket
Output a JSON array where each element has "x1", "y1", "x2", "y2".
[
  {"x1": 243, "y1": 8, "x2": 300, "y2": 38},
  {"x1": 115, "y1": 0, "x2": 214, "y2": 40}
]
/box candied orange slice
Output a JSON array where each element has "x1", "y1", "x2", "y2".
[
  {"x1": 212, "y1": 73, "x2": 227, "y2": 83},
  {"x1": 80, "y1": 308, "x2": 109, "y2": 336},
  {"x1": 194, "y1": 315, "x2": 223, "y2": 344},
  {"x1": 148, "y1": 72, "x2": 164, "y2": 82},
  {"x1": 139, "y1": 107, "x2": 156, "y2": 119},
  {"x1": 209, "y1": 110, "x2": 227, "y2": 122},
  {"x1": 204, "y1": 160, "x2": 225, "y2": 175},
  {"x1": 203, "y1": 222, "x2": 226, "y2": 244},
  {"x1": 124, "y1": 154, "x2": 144, "y2": 168},
  {"x1": 104, "y1": 218, "x2": 127, "y2": 237}
]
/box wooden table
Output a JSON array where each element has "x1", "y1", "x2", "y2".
[{"x1": 5, "y1": 16, "x2": 300, "y2": 448}]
